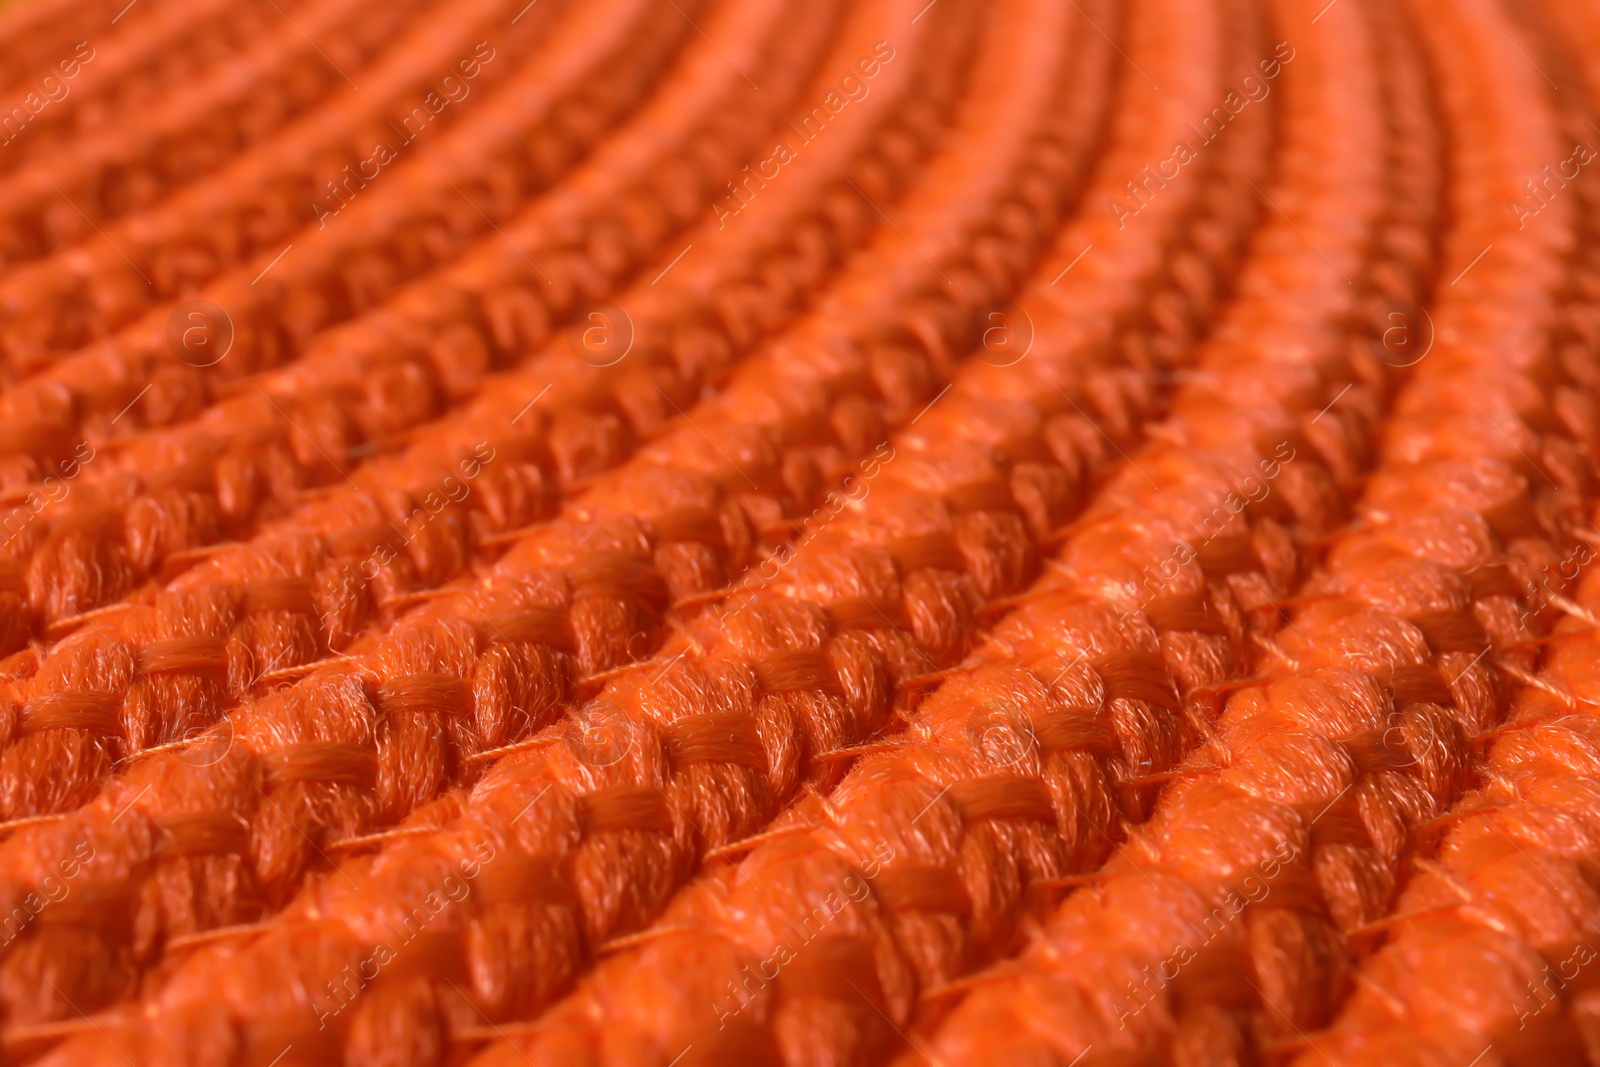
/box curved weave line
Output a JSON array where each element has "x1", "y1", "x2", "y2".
[
  {"x1": 0, "y1": 0, "x2": 794, "y2": 643},
  {"x1": 0, "y1": 0, "x2": 445, "y2": 280},
  {"x1": 911, "y1": 0, "x2": 1600, "y2": 1063},
  {"x1": 1294, "y1": 1, "x2": 1600, "y2": 1062},
  {"x1": 0, "y1": 0, "x2": 939, "y2": 825},
  {"x1": 0, "y1": 0, "x2": 288, "y2": 172},
  {"x1": 0, "y1": 0, "x2": 687, "y2": 462},
  {"x1": 452, "y1": 0, "x2": 1258, "y2": 1058},
  {"x1": 2, "y1": 0, "x2": 1114, "y2": 1056},
  {"x1": 0, "y1": 0, "x2": 565, "y2": 373},
  {"x1": 1, "y1": 0, "x2": 1575, "y2": 1062},
  {"x1": 23, "y1": 0, "x2": 1271, "y2": 1060},
  {"x1": 453, "y1": 0, "x2": 1437, "y2": 1062},
  {"x1": 0, "y1": 0, "x2": 1020, "y2": 1038}
]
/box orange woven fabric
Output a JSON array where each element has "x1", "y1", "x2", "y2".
[{"x1": 0, "y1": 0, "x2": 1594, "y2": 1064}]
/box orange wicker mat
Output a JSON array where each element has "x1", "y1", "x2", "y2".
[{"x1": 0, "y1": 0, "x2": 1595, "y2": 1064}]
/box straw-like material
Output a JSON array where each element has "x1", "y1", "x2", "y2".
[{"x1": 0, "y1": 0, "x2": 1593, "y2": 1064}]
